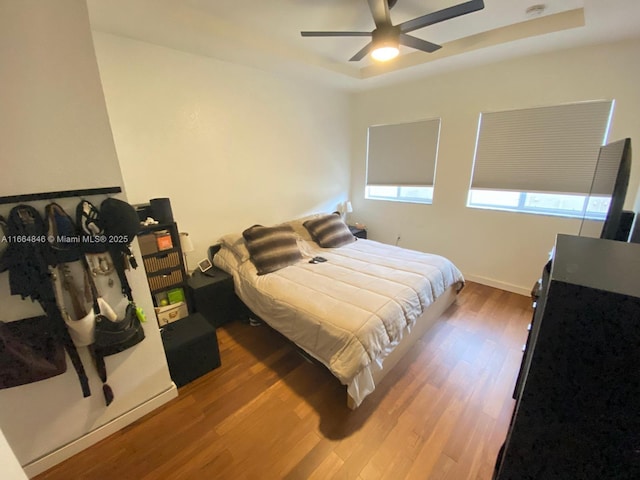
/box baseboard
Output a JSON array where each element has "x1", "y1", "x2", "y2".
[
  {"x1": 464, "y1": 274, "x2": 530, "y2": 297},
  {"x1": 22, "y1": 384, "x2": 178, "y2": 478}
]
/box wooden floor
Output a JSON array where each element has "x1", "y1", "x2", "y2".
[{"x1": 36, "y1": 281, "x2": 532, "y2": 480}]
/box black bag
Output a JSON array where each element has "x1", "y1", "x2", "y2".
[
  {"x1": 45, "y1": 202, "x2": 81, "y2": 264},
  {"x1": 0, "y1": 315, "x2": 67, "y2": 389},
  {"x1": 83, "y1": 258, "x2": 145, "y2": 406},
  {"x1": 5, "y1": 205, "x2": 52, "y2": 300},
  {"x1": 4, "y1": 205, "x2": 91, "y2": 398},
  {"x1": 94, "y1": 302, "x2": 145, "y2": 357},
  {"x1": 89, "y1": 302, "x2": 145, "y2": 406}
]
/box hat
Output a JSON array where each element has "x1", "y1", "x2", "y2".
[{"x1": 100, "y1": 198, "x2": 140, "y2": 248}]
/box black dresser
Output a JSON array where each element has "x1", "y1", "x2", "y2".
[{"x1": 494, "y1": 234, "x2": 640, "y2": 479}]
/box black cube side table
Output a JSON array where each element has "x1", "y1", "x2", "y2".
[
  {"x1": 187, "y1": 267, "x2": 238, "y2": 327},
  {"x1": 161, "y1": 313, "x2": 221, "y2": 387}
]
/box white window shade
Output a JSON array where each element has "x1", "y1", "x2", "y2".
[
  {"x1": 366, "y1": 118, "x2": 441, "y2": 186},
  {"x1": 470, "y1": 100, "x2": 614, "y2": 194}
]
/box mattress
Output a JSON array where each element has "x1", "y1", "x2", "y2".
[{"x1": 214, "y1": 231, "x2": 464, "y2": 406}]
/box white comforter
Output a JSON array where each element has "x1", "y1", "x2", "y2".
[{"x1": 214, "y1": 235, "x2": 464, "y2": 395}]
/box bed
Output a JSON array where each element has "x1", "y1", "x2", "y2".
[{"x1": 213, "y1": 214, "x2": 464, "y2": 409}]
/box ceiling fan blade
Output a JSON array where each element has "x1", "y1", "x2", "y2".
[
  {"x1": 367, "y1": 0, "x2": 391, "y2": 28},
  {"x1": 301, "y1": 31, "x2": 372, "y2": 37},
  {"x1": 350, "y1": 42, "x2": 374, "y2": 62},
  {"x1": 399, "y1": 0, "x2": 485, "y2": 34},
  {"x1": 399, "y1": 34, "x2": 441, "y2": 53}
]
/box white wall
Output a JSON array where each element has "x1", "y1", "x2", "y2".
[
  {"x1": 0, "y1": 1, "x2": 175, "y2": 475},
  {"x1": 351, "y1": 38, "x2": 640, "y2": 294},
  {"x1": 91, "y1": 32, "x2": 351, "y2": 267},
  {"x1": 0, "y1": 429, "x2": 27, "y2": 480}
]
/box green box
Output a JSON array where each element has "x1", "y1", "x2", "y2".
[{"x1": 167, "y1": 287, "x2": 185, "y2": 304}]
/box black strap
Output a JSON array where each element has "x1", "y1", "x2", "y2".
[
  {"x1": 80, "y1": 255, "x2": 114, "y2": 406},
  {"x1": 108, "y1": 246, "x2": 134, "y2": 302}
]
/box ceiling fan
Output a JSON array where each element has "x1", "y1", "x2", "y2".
[{"x1": 301, "y1": 0, "x2": 485, "y2": 62}]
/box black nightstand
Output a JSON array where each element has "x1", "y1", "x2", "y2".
[
  {"x1": 348, "y1": 225, "x2": 367, "y2": 239},
  {"x1": 187, "y1": 267, "x2": 238, "y2": 327}
]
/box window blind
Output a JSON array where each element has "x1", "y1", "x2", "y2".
[
  {"x1": 470, "y1": 100, "x2": 614, "y2": 194},
  {"x1": 366, "y1": 118, "x2": 441, "y2": 186}
]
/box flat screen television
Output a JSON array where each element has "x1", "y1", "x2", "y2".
[
  {"x1": 579, "y1": 138, "x2": 632, "y2": 241},
  {"x1": 599, "y1": 138, "x2": 632, "y2": 240}
]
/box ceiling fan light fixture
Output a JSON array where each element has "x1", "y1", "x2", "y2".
[
  {"x1": 370, "y1": 27, "x2": 400, "y2": 62},
  {"x1": 301, "y1": 0, "x2": 484, "y2": 62},
  {"x1": 371, "y1": 44, "x2": 399, "y2": 62}
]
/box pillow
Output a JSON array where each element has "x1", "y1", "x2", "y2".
[
  {"x1": 219, "y1": 233, "x2": 251, "y2": 263},
  {"x1": 242, "y1": 224, "x2": 302, "y2": 275},
  {"x1": 303, "y1": 214, "x2": 355, "y2": 248},
  {"x1": 281, "y1": 213, "x2": 323, "y2": 242}
]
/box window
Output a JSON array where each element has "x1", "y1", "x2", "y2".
[
  {"x1": 468, "y1": 190, "x2": 610, "y2": 219},
  {"x1": 468, "y1": 100, "x2": 614, "y2": 218},
  {"x1": 366, "y1": 185, "x2": 434, "y2": 203},
  {"x1": 366, "y1": 118, "x2": 440, "y2": 205}
]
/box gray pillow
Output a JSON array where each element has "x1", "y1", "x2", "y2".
[
  {"x1": 242, "y1": 224, "x2": 302, "y2": 275},
  {"x1": 303, "y1": 214, "x2": 355, "y2": 248}
]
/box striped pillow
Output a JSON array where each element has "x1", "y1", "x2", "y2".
[
  {"x1": 303, "y1": 214, "x2": 355, "y2": 248},
  {"x1": 242, "y1": 224, "x2": 302, "y2": 275}
]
